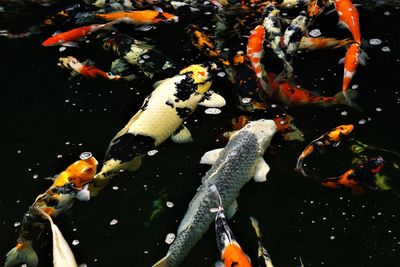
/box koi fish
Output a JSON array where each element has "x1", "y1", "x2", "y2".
[
  {"x1": 58, "y1": 56, "x2": 121, "y2": 80},
  {"x1": 210, "y1": 185, "x2": 252, "y2": 267},
  {"x1": 273, "y1": 0, "x2": 310, "y2": 9},
  {"x1": 42, "y1": 23, "x2": 114, "y2": 46},
  {"x1": 4, "y1": 152, "x2": 97, "y2": 267},
  {"x1": 187, "y1": 25, "x2": 230, "y2": 66},
  {"x1": 321, "y1": 156, "x2": 385, "y2": 193},
  {"x1": 307, "y1": 0, "x2": 326, "y2": 18},
  {"x1": 247, "y1": 25, "x2": 270, "y2": 94},
  {"x1": 250, "y1": 217, "x2": 274, "y2": 267},
  {"x1": 283, "y1": 11, "x2": 308, "y2": 63},
  {"x1": 334, "y1": 0, "x2": 361, "y2": 44},
  {"x1": 152, "y1": 120, "x2": 276, "y2": 267},
  {"x1": 340, "y1": 43, "x2": 367, "y2": 104},
  {"x1": 103, "y1": 34, "x2": 177, "y2": 79},
  {"x1": 265, "y1": 72, "x2": 357, "y2": 107},
  {"x1": 296, "y1": 124, "x2": 354, "y2": 176},
  {"x1": 95, "y1": 10, "x2": 178, "y2": 25},
  {"x1": 90, "y1": 63, "x2": 226, "y2": 195},
  {"x1": 299, "y1": 36, "x2": 352, "y2": 50},
  {"x1": 263, "y1": 3, "x2": 293, "y2": 79}
]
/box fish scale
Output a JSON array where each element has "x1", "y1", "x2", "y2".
[{"x1": 164, "y1": 131, "x2": 260, "y2": 267}]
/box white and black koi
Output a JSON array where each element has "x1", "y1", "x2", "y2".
[
  {"x1": 90, "y1": 62, "x2": 226, "y2": 195},
  {"x1": 281, "y1": 11, "x2": 308, "y2": 79},
  {"x1": 262, "y1": 3, "x2": 293, "y2": 79}
]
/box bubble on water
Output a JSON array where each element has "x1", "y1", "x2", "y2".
[
  {"x1": 279, "y1": 120, "x2": 285, "y2": 125},
  {"x1": 59, "y1": 47, "x2": 66, "y2": 52},
  {"x1": 138, "y1": 59, "x2": 145, "y2": 64},
  {"x1": 369, "y1": 39, "x2": 382, "y2": 46},
  {"x1": 33, "y1": 174, "x2": 38, "y2": 179},
  {"x1": 358, "y1": 119, "x2": 366, "y2": 125},
  {"x1": 223, "y1": 48, "x2": 229, "y2": 51},
  {"x1": 110, "y1": 219, "x2": 118, "y2": 225},
  {"x1": 341, "y1": 111, "x2": 348, "y2": 116},
  {"x1": 330, "y1": 236, "x2": 336, "y2": 240},
  {"x1": 384, "y1": 11, "x2": 390, "y2": 15},
  {"x1": 237, "y1": 51, "x2": 244, "y2": 55},
  {"x1": 166, "y1": 201, "x2": 174, "y2": 208},
  {"x1": 351, "y1": 84, "x2": 358, "y2": 89},
  {"x1": 205, "y1": 108, "x2": 221, "y2": 115},
  {"x1": 376, "y1": 107, "x2": 382, "y2": 112},
  {"x1": 217, "y1": 72, "x2": 226, "y2": 77},
  {"x1": 382, "y1": 46, "x2": 391, "y2": 52},
  {"x1": 309, "y1": 29, "x2": 321, "y2": 37},
  {"x1": 57, "y1": 154, "x2": 62, "y2": 158},
  {"x1": 271, "y1": 104, "x2": 277, "y2": 108},
  {"x1": 72, "y1": 239, "x2": 79, "y2": 246},
  {"x1": 112, "y1": 186, "x2": 119, "y2": 190},
  {"x1": 142, "y1": 54, "x2": 150, "y2": 59},
  {"x1": 165, "y1": 233, "x2": 176, "y2": 244},
  {"x1": 241, "y1": 97, "x2": 251, "y2": 104},
  {"x1": 21, "y1": 264, "x2": 27, "y2": 267},
  {"x1": 80, "y1": 152, "x2": 92, "y2": 160},
  {"x1": 147, "y1": 150, "x2": 158, "y2": 156},
  {"x1": 14, "y1": 222, "x2": 21, "y2": 227}
]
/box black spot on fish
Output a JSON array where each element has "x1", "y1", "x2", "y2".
[
  {"x1": 173, "y1": 124, "x2": 184, "y2": 135},
  {"x1": 287, "y1": 87, "x2": 296, "y2": 94},
  {"x1": 174, "y1": 75, "x2": 195, "y2": 101},
  {"x1": 165, "y1": 100, "x2": 174, "y2": 108},
  {"x1": 105, "y1": 133, "x2": 155, "y2": 162},
  {"x1": 289, "y1": 28, "x2": 303, "y2": 44},
  {"x1": 140, "y1": 94, "x2": 151, "y2": 111},
  {"x1": 175, "y1": 107, "x2": 192, "y2": 119}
]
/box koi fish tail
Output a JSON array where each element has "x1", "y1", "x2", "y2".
[
  {"x1": 250, "y1": 216, "x2": 262, "y2": 238},
  {"x1": 152, "y1": 254, "x2": 170, "y2": 267},
  {"x1": 334, "y1": 89, "x2": 360, "y2": 110},
  {"x1": 335, "y1": 38, "x2": 353, "y2": 49},
  {"x1": 296, "y1": 156, "x2": 307, "y2": 176},
  {"x1": 4, "y1": 241, "x2": 39, "y2": 267}
]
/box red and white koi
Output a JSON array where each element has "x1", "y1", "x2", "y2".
[{"x1": 334, "y1": 0, "x2": 361, "y2": 44}]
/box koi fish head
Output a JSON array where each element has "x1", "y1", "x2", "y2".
[
  {"x1": 240, "y1": 119, "x2": 277, "y2": 153},
  {"x1": 179, "y1": 62, "x2": 217, "y2": 93},
  {"x1": 334, "y1": 124, "x2": 354, "y2": 136},
  {"x1": 65, "y1": 152, "x2": 98, "y2": 188},
  {"x1": 221, "y1": 243, "x2": 252, "y2": 267},
  {"x1": 58, "y1": 56, "x2": 81, "y2": 70}
]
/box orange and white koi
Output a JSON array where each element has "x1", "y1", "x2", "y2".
[
  {"x1": 334, "y1": 0, "x2": 361, "y2": 44},
  {"x1": 247, "y1": 25, "x2": 270, "y2": 94},
  {"x1": 321, "y1": 156, "x2": 384, "y2": 194},
  {"x1": 95, "y1": 10, "x2": 178, "y2": 25},
  {"x1": 265, "y1": 72, "x2": 357, "y2": 107},
  {"x1": 4, "y1": 152, "x2": 98, "y2": 267},
  {"x1": 210, "y1": 185, "x2": 252, "y2": 267},
  {"x1": 299, "y1": 36, "x2": 352, "y2": 50},
  {"x1": 42, "y1": 23, "x2": 113, "y2": 46},
  {"x1": 340, "y1": 42, "x2": 367, "y2": 103},
  {"x1": 296, "y1": 125, "x2": 354, "y2": 176},
  {"x1": 58, "y1": 56, "x2": 121, "y2": 80}
]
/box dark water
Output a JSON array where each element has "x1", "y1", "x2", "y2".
[{"x1": 1, "y1": 1, "x2": 400, "y2": 267}]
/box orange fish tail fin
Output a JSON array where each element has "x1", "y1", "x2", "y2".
[
  {"x1": 334, "y1": 90, "x2": 361, "y2": 110},
  {"x1": 152, "y1": 254, "x2": 170, "y2": 267},
  {"x1": 4, "y1": 241, "x2": 38, "y2": 267}
]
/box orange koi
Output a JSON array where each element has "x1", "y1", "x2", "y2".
[
  {"x1": 187, "y1": 25, "x2": 230, "y2": 66},
  {"x1": 95, "y1": 10, "x2": 178, "y2": 25},
  {"x1": 58, "y1": 56, "x2": 121, "y2": 80},
  {"x1": 42, "y1": 23, "x2": 112, "y2": 46},
  {"x1": 307, "y1": 0, "x2": 326, "y2": 18},
  {"x1": 299, "y1": 36, "x2": 353, "y2": 50},
  {"x1": 247, "y1": 25, "x2": 270, "y2": 94},
  {"x1": 296, "y1": 125, "x2": 354, "y2": 176},
  {"x1": 340, "y1": 43, "x2": 367, "y2": 103},
  {"x1": 334, "y1": 0, "x2": 361, "y2": 44},
  {"x1": 265, "y1": 72, "x2": 357, "y2": 107},
  {"x1": 322, "y1": 156, "x2": 384, "y2": 193}
]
